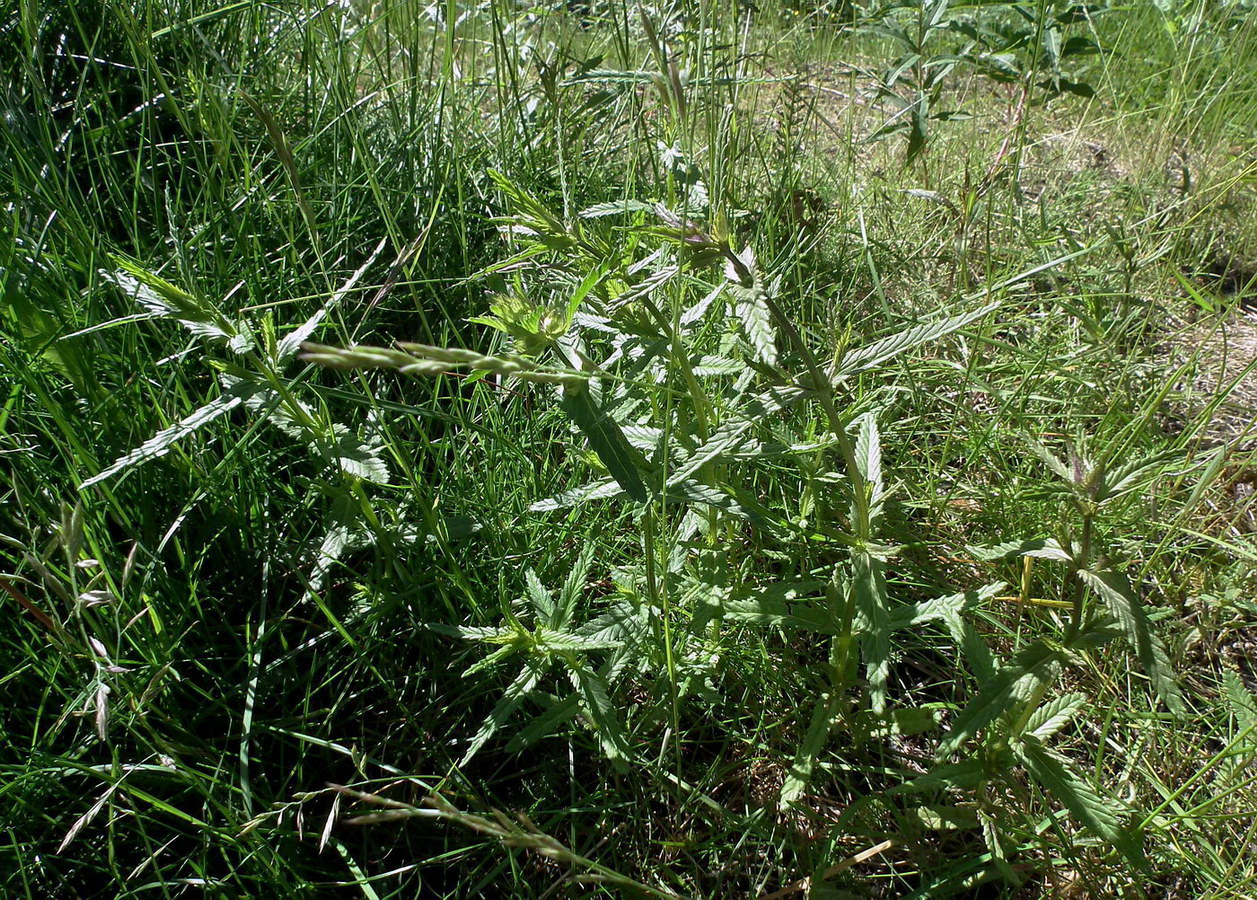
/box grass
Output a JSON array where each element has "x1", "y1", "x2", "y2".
[{"x1": 2, "y1": 0, "x2": 1257, "y2": 896}]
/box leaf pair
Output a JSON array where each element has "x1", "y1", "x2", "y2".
[{"x1": 433, "y1": 551, "x2": 634, "y2": 768}]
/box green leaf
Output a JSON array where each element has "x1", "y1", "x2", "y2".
[
  {"x1": 531, "y1": 478, "x2": 623, "y2": 512},
  {"x1": 692, "y1": 578, "x2": 833, "y2": 633},
  {"x1": 80, "y1": 379, "x2": 261, "y2": 489},
  {"x1": 925, "y1": 0, "x2": 950, "y2": 31},
  {"x1": 1015, "y1": 735, "x2": 1141, "y2": 863},
  {"x1": 460, "y1": 664, "x2": 544, "y2": 766},
  {"x1": 833, "y1": 302, "x2": 997, "y2": 381},
  {"x1": 536, "y1": 629, "x2": 623, "y2": 652},
  {"x1": 780, "y1": 690, "x2": 839, "y2": 809},
  {"x1": 558, "y1": 543, "x2": 596, "y2": 629},
  {"x1": 888, "y1": 584, "x2": 998, "y2": 682},
  {"x1": 667, "y1": 427, "x2": 753, "y2": 486},
  {"x1": 569, "y1": 662, "x2": 632, "y2": 768},
  {"x1": 890, "y1": 583, "x2": 1004, "y2": 630},
  {"x1": 1222, "y1": 670, "x2": 1257, "y2": 732},
  {"x1": 104, "y1": 257, "x2": 248, "y2": 350},
  {"x1": 915, "y1": 804, "x2": 979, "y2": 831},
  {"x1": 1096, "y1": 449, "x2": 1184, "y2": 503},
  {"x1": 938, "y1": 640, "x2": 1063, "y2": 758},
  {"x1": 1025, "y1": 691, "x2": 1087, "y2": 740},
  {"x1": 425, "y1": 623, "x2": 508, "y2": 642},
  {"x1": 560, "y1": 385, "x2": 650, "y2": 503},
  {"x1": 854, "y1": 706, "x2": 943, "y2": 740},
  {"x1": 943, "y1": 609, "x2": 997, "y2": 685},
  {"x1": 1077, "y1": 569, "x2": 1184, "y2": 715},
  {"x1": 574, "y1": 599, "x2": 644, "y2": 646},
  {"x1": 1025, "y1": 435, "x2": 1074, "y2": 484},
  {"x1": 326, "y1": 427, "x2": 391, "y2": 484},
  {"x1": 706, "y1": 598, "x2": 836, "y2": 634},
  {"x1": 968, "y1": 538, "x2": 1071, "y2": 562},
  {"x1": 854, "y1": 413, "x2": 884, "y2": 528},
  {"x1": 505, "y1": 694, "x2": 582, "y2": 752},
  {"x1": 730, "y1": 283, "x2": 778, "y2": 367},
  {"x1": 853, "y1": 551, "x2": 892, "y2": 714},
  {"x1": 276, "y1": 240, "x2": 386, "y2": 363},
  {"x1": 578, "y1": 199, "x2": 656, "y2": 218},
  {"x1": 609, "y1": 264, "x2": 680, "y2": 313},
  {"x1": 525, "y1": 570, "x2": 557, "y2": 625},
  {"x1": 680, "y1": 285, "x2": 724, "y2": 327},
  {"x1": 891, "y1": 759, "x2": 988, "y2": 794}
]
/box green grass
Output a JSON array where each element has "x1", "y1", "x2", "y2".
[{"x1": 3, "y1": 0, "x2": 1257, "y2": 896}]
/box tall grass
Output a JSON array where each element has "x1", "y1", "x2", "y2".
[{"x1": 2, "y1": 0, "x2": 1256, "y2": 896}]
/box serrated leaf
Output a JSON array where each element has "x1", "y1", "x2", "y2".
[
  {"x1": 856, "y1": 707, "x2": 943, "y2": 740},
  {"x1": 667, "y1": 428, "x2": 750, "y2": 486},
  {"x1": 888, "y1": 583, "x2": 1000, "y2": 683},
  {"x1": 968, "y1": 537, "x2": 1072, "y2": 562},
  {"x1": 1078, "y1": 569, "x2": 1184, "y2": 715},
  {"x1": 1222, "y1": 670, "x2": 1257, "y2": 732},
  {"x1": 242, "y1": 384, "x2": 312, "y2": 438},
  {"x1": 525, "y1": 569, "x2": 557, "y2": 624},
  {"x1": 854, "y1": 413, "x2": 885, "y2": 532},
  {"x1": 460, "y1": 664, "x2": 544, "y2": 766},
  {"x1": 944, "y1": 609, "x2": 997, "y2": 684},
  {"x1": 721, "y1": 384, "x2": 807, "y2": 431},
  {"x1": 692, "y1": 577, "x2": 833, "y2": 633},
  {"x1": 708, "y1": 598, "x2": 836, "y2": 634},
  {"x1": 103, "y1": 260, "x2": 245, "y2": 350},
  {"x1": 537, "y1": 629, "x2": 623, "y2": 652},
  {"x1": 609, "y1": 265, "x2": 680, "y2": 312},
  {"x1": 309, "y1": 523, "x2": 354, "y2": 592},
  {"x1": 276, "y1": 240, "x2": 386, "y2": 363},
  {"x1": 620, "y1": 425, "x2": 663, "y2": 452},
  {"x1": 1097, "y1": 449, "x2": 1183, "y2": 503},
  {"x1": 891, "y1": 759, "x2": 988, "y2": 795},
  {"x1": 80, "y1": 380, "x2": 260, "y2": 488},
  {"x1": 560, "y1": 386, "x2": 650, "y2": 503},
  {"x1": 666, "y1": 480, "x2": 746, "y2": 516},
  {"x1": 833, "y1": 302, "x2": 997, "y2": 381},
  {"x1": 530, "y1": 478, "x2": 623, "y2": 512},
  {"x1": 1025, "y1": 435, "x2": 1074, "y2": 484},
  {"x1": 558, "y1": 544, "x2": 596, "y2": 630},
  {"x1": 578, "y1": 199, "x2": 656, "y2": 218},
  {"x1": 780, "y1": 690, "x2": 839, "y2": 809},
  {"x1": 425, "y1": 623, "x2": 508, "y2": 642},
  {"x1": 731, "y1": 283, "x2": 778, "y2": 367},
  {"x1": 938, "y1": 640, "x2": 1063, "y2": 758},
  {"x1": 691, "y1": 355, "x2": 743, "y2": 376},
  {"x1": 915, "y1": 804, "x2": 979, "y2": 831},
  {"x1": 1015, "y1": 735, "x2": 1140, "y2": 863},
  {"x1": 327, "y1": 428, "x2": 391, "y2": 483},
  {"x1": 505, "y1": 694, "x2": 582, "y2": 752},
  {"x1": 890, "y1": 583, "x2": 1004, "y2": 630},
  {"x1": 853, "y1": 551, "x2": 892, "y2": 714},
  {"x1": 1026, "y1": 691, "x2": 1087, "y2": 740},
  {"x1": 680, "y1": 284, "x2": 723, "y2": 326},
  {"x1": 569, "y1": 662, "x2": 631, "y2": 768},
  {"x1": 1070, "y1": 615, "x2": 1124, "y2": 651},
  {"x1": 855, "y1": 413, "x2": 883, "y2": 500}
]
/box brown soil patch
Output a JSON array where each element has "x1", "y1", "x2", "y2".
[{"x1": 1164, "y1": 308, "x2": 1257, "y2": 451}]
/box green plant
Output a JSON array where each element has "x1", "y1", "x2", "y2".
[
  {"x1": 304, "y1": 163, "x2": 1193, "y2": 887},
  {"x1": 6, "y1": 0, "x2": 1256, "y2": 894},
  {"x1": 860, "y1": 1, "x2": 1106, "y2": 162}
]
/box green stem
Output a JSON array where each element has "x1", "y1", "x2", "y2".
[{"x1": 1066, "y1": 509, "x2": 1093, "y2": 640}]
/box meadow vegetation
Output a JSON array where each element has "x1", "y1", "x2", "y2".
[{"x1": 3, "y1": 0, "x2": 1257, "y2": 896}]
